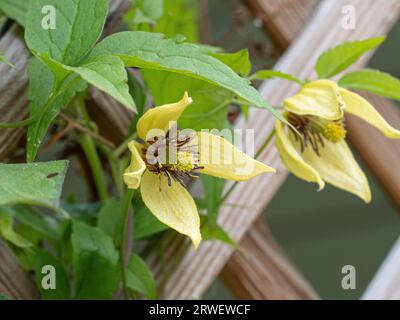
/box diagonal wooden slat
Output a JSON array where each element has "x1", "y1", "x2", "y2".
[
  {"x1": 220, "y1": 218, "x2": 318, "y2": 299},
  {"x1": 145, "y1": 0, "x2": 400, "y2": 299},
  {"x1": 362, "y1": 238, "x2": 400, "y2": 300},
  {"x1": 246, "y1": 0, "x2": 320, "y2": 49}
]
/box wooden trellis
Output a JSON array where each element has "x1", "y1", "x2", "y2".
[{"x1": 0, "y1": 0, "x2": 400, "y2": 300}]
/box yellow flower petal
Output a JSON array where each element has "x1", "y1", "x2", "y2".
[
  {"x1": 137, "y1": 92, "x2": 192, "y2": 141},
  {"x1": 194, "y1": 132, "x2": 275, "y2": 181},
  {"x1": 284, "y1": 80, "x2": 344, "y2": 120},
  {"x1": 123, "y1": 141, "x2": 146, "y2": 189},
  {"x1": 298, "y1": 137, "x2": 371, "y2": 203},
  {"x1": 275, "y1": 120, "x2": 325, "y2": 190},
  {"x1": 340, "y1": 88, "x2": 400, "y2": 139},
  {"x1": 140, "y1": 170, "x2": 201, "y2": 249}
]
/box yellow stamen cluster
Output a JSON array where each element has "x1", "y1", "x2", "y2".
[
  {"x1": 170, "y1": 151, "x2": 196, "y2": 172},
  {"x1": 323, "y1": 123, "x2": 347, "y2": 143}
]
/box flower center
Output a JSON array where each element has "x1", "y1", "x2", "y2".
[
  {"x1": 170, "y1": 151, "x2": 197, "y2": 172},
  {"x1": 322, "y1": 123, "x2": 347, "y2": 143},
  {"x1": 287, "y1": 112, "x2": 346, "y2": 156},
  {"x1": 142, "y1": 130, "x2": 203, "y2": 187}
]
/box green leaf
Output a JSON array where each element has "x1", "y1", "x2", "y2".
[
  {"x1": 14, "y1": 206, "x2": 61, "y2": 240},
  {"x1": 71, "y1": 221, "x2": 120, "y2": 299},
  {"x1": 250, "y1": 70, "x2": 304, "y2": 85},
  {"x1": 27, "y1": 58, "x2": 87, "y2": 162},
  {"x1": 0, "y1": 207, "x2": 33, "y2": 248},
  {"x1": 0, "y1": 161, "x2": 69, "y2": 208},
  {"x1": 91, "y1": 31, "x2": 286, "y2": 123},
  {"x1": 33, "y1": 249, "x2": 70, "y2": 300},
  {"x1": 339, "y1": 69, "x2": 400, "y2": 100},
  {"x1": 0, "y1": 0, "x2": 28, "y2": 26},
  {"x1": 211, "y1": 49, "x2": 251, "y2": 77},
  {"x1": 155, "y1": 0, "x2": 198, "y2": 42},
  {"x1": 201, "y1": 175, "x2": 225, "y2": 227},
  {"x1": 25, "y1": 0, "x2": 108, "y2": 65},
  {"x1": 97, "y1": 199, "x2": 124, "y2": 245},
  {"x1": 126, "y1": 254, "x2": 157, "y2": 299},
  {"x1": 316, "y1": 37, "x2": 385, "y2": 79},
  {"x1": 131, "y1": 0, "x2": 164, "y2": 25},
  {"x1": 201, "y1": 221, "x2": 239, "y2": 249},
  {"x1": 134, "y1": 202, "x2": 168, "y2": 240},
  {"x1": 0, "y1": 293, "x2": 10, "y2": 300},
  {"x1": 65, "y1": 55, "x2": 136, "y2": 110},
  {"x1": 143, "y1": 70, "x2": 233, "y2": 130},
  {"x1": 128, "y1": 72, "x2": 147, "y2": 132}
]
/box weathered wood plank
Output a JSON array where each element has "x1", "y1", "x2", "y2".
[
  {"x1": 362, "y1": 238, "x2": 400, "y2": 300},
  {"x1": 146, "y1": 0, "x2": 400, "y2": 299},
  {"x1": 220, "y1": 217, "x2": 318, "y2": 299},
  {"x1": 246, "y1": 0, "x2": 320, "y2": 49},
  {"x1": 0, "y1": 241, "x2": 37, "y2": 299}
]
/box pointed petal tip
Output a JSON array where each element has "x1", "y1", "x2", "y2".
[{"x1": 191, "y1": 233, "x2": 202, "y2": 251}]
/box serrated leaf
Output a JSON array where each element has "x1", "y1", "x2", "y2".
[
  {"x1": 90, "y1": 31, "x2": 286, "y2": 123},
  {"x1": 316, "y1": 37, "x2": 385, "y2": 79},
  {"x1": 25, "y1": 0, "x2": 108, "y2": 65},
  {"x1": 250, "y1": 70, "x2": 304, "y2": 85},
  {"x1": 71, "y1": 221, "x2": 120, "y2": 299},
  {"x1": 0, "y1": 161, "x2": 68, "y2": 208},
  {"x1": 211, "y1": 49, "x2": 251, "y2": 77},
  {"x1": 339, "y1": 69, "x2": 400, "y2": 100},
  {"x1": 126, "y1": 254, "x2": 157, "y2": 299},
  {"x1": 27, "y1": 58, "x2": 87, "y2": 162},
  {"x1": 0, "y1": 0, "x2": 28, "y2": 26},
  {"x1": 0, "y1": 207, "x2": 33, "y2": 248},
  {"x1": 143, "y1": 70, "x2": 233, "y2": 131}
]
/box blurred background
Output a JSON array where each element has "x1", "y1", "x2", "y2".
[{"x1": 203, "y1": 0, "x2": 400, "y2": 300}]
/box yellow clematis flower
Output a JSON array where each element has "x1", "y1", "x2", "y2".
[
  {"x1": 123, "y1": 92, "x2": 275, "y2": 249},
  {"x1": 276, "y1": 79, "x2": 400, "y2": 203}
]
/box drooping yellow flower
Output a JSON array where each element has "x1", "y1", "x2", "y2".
[
  {"x1": 276, "y1": 79, "x2": 400, "y2": 203},
  {"x1": 124, "y1": 92, "x2": 275, "y2": 249}
]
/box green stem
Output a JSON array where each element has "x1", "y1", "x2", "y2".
[
  {"x1": 120, "y1": 188, "x2": 135, "y2": 300},
  {"x1": 79, "y1": 133, "x2": 109, "y2": 204},
  {"x1": 99, "y1": 144, "x2": 125, "y2": 197}
]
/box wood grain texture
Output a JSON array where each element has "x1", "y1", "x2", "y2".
[
  {"x1": 362, "y1": 238, "x2": 400, "y2": 300},
  {"x1": 145, "y1": 0, "x2": 400, "y2": 299},
  {"x1": 220, "y1": 217, "x2": 318, "y2": 299},
  {"x1": 246, "y1": 0, "x2": 319, "y2": 49},
  {"x1": 0, "y1": 0, "x2": 131, "y2": 299},
  {"x1": 0, "y1": 241, "x2": 37, "y2": 299}
]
